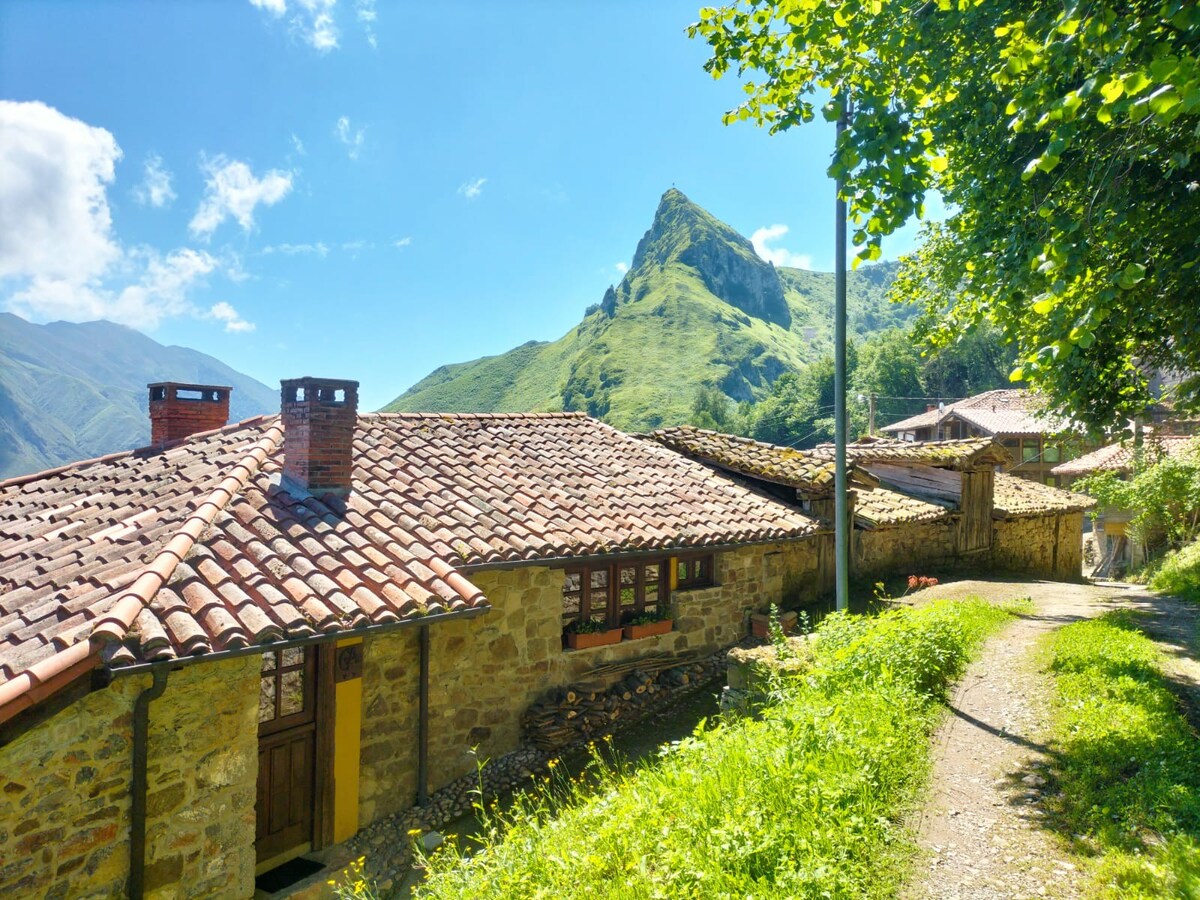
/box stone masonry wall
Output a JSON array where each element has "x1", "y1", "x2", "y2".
[
  {"x1": 993, "y1": 512, "x2": 1083, "y2": 581},
  {"x1": 0, "y1": 656, "x2": 258, "y2": 900},
  {"x1": 354, "y1": 542, "x2": 818, "y2": 823},
  {"x1": 855, "y1": 521, "x2": 959, "y2": 580},
  {"x1": 357, "y1": 629, "x2": 420, "y2": 826}
]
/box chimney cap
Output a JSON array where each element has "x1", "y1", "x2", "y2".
[
  {"x1": 148, "y1": 381, "x2": 232, "y2": 392},
  {"x1": 280, "y1": 376, "x2": 359, "y2": 390}
]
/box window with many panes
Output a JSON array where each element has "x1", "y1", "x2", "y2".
[
  {"x1": 562, "y1": 558, "x2": 667, "y2": 631},
  {"x1": 676, "y1": 554, "x2": 715, "y2": 590}
]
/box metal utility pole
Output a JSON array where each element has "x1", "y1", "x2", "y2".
[{"x1": 834, "y1": 90, "x2": 850, "y2": 613}]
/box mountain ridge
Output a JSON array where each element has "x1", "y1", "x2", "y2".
[
  {"x1": 0, "y1": 313, "x2": 277, "y2": 478},
  {"x1": 385, "y1": 189, "x2": 914, "y2": 428}
]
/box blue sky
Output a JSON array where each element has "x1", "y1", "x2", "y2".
[{"x1": 0, "y1": 1, "x2": 934, "y2": 410}]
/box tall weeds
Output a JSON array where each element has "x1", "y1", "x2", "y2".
[{"x1": 414, "y1": 598, "x2": 1016, "y2": 900}]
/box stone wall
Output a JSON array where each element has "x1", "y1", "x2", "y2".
[
  {"x1": 0, "y1": 656, "x2": 258, "y2": 900},
  {"x1": 357, "y1": 628, "x2": 420, "y2": 826},
  {"x1": 992, "y1": 512, "x2": 1084, "y2": 580},
  {"x1": 854, "y1": 521, "x2": 959, "y2": 580},
  {"x1": 354, "y1": 542, "x2": 820, "y2": 821}
]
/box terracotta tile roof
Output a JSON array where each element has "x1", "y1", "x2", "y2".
[
  {"x1": 853, "y1": 486, "x2": 954, "y2": 529},
  {"x1": 992, "y1": 473, "x2": 1096, "y2": 518},
  {"x1": 0, "y1": 411, "x2": 819, "y2": 715},
  {"x1": 881, "y1": 390, "x2": 1069, "y2": 437},
  {"x1": 648, "y1": 425, "x2": 876, "y2": 492},
  {"x1": 813, "y1": 437, "x2": 1013, "y2": 470},
  {"x1": 1050, "y1": 436, "x2": 1198, "y2": 478},
  {"x1": 365, "y1": 414, "x2": 818, "y2": 563}
]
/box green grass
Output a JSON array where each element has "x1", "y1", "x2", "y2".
[
  {"x1": 412, "y1": 598, "x2": 1016, "y2": 900},
  {"x1": 1149, "y1": 539, "x2": 1200, "y2": 602},
  {"x1": 1043, "y1": 614, "x2": 1200, "y2": 897}
]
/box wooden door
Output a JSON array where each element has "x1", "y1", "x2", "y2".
[{"x1": 256, "y1": 647, "x2": 318, "y2": 863}]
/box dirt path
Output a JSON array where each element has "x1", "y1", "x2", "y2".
[{"x1": 900, "y1": 579, "x2": 1149, "y2": 900}]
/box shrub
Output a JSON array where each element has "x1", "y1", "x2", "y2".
[
  {"x1": 414, "y1": 599, "x2": 1016, "y2": 899},
  {"x1": 1148, "y1": 539, "x2": 1200, "y2": 603}
]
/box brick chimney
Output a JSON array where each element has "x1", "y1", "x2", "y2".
[
  {"x1": 149, "y1": 382, "x2": 231, "y2": 446},
  {"x1": 280, "y1": 377, "x2": 359, "y2": 496}
]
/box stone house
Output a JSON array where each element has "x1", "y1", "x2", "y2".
[
  {"x1": 880, "y1": 389, "x2": 1092, "y2": 485},
  {"x1": 1, "y1": 383, "x2": 1089, "y2": 898},
  {"x1": 1051, "y1": 435, "x2": 1198, "y2": 573},
  {"x1": 652, "y1": 427, "x2": 1091, "y2": 582}
]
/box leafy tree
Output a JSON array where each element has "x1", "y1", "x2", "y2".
[
  {"x1": 749, "y1": 344, "x2": 862, "y2": 446},
  {"x1": 917, "y1": 324, "x2": 1014, "y2": 400},
  {"x1": 851, "y1": 328, "x2": 926, "y2": 422},
  {"x1": 690, "y1": 1, "x2": 1200, "y2": 429},
  {"x1": 688, "y1": 384, "x2": 740, "y2": 431},
  {"x1": 1076, "y1": 438, "x2": 1200, "y2": 554}
]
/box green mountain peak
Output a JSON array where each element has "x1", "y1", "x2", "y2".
[
  {"x1": 384, "y1": 189, "x2": 912, "y2": 430},
  {"x1": 631, "y1": 188, "x2": 789, "y2": 327}
]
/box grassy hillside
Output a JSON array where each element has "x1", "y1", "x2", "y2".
[
  {"x1": 385, "y1": 189, "x2": 913, "y2": 429},
  {"x1": 0, "y1": 313, "x2": 277, "y2": 478}
]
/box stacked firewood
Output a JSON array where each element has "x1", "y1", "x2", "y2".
[{"x1": 521, "y1": 655, "x2": 723, "y2": 751}]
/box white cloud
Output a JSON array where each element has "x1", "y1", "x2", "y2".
[
  {"x1": 750, "y1": 224, "x2": 814, "y2": 270},
  {"x1": 0, "y1": 101, "x2": 250, "y2": 331},
  {"x1": 394, "y1": 237, "x2": 411, "y2": 248},
  {"x1": 262, "y1": 242, "x2": 329, "y2": 256},
  {"x1": 333, "y1": 116, "x2": 365, "y2": 160},
  {"x1": 249, "y1": 0, "x2": 339, "y2": 53},
  {"x1": 208, "y1": 301, "x2": 256, "y2": 333},
  {"x1": 615, "y1": 261, "x2": 628, "y2": 275},
  {"x1": 8, "y1": 247, "x2": 219, "y2": 329},
  {"x1": 0, "y1": 100, "x2": 121, "y2": 285},
  {"x1": 132, "y1": 154, "x2": 176, "y2": 208},
  {"x1": 355, "y1": 0, "x2": 377, "y2": 47},
  {"x1": 341, "y1": 240, "x2": 372, "y2": 255},
  {"x1": 290, "y1": 133, "x2": 306, "y2": 156},
  {"x1": 457, "y1": 177, "x2": 486, "y2": 200},
  {"x1": 190, "y1": 155, "x2": 293, "y2": 239}
]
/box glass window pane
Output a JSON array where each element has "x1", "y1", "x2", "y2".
[
  {"x1": 677, "y1": 560, "x2": 690, "y2": 582},
  {"x1": 590, "y1": 569, "x2": 608, "y2": 591},
  {"x1": 258, "y1": 674, "x2": 276, "y2": 723},
  {"x1": 563, "y1": 572, "x2": 581, "y2": 593},
  {"x1": 281, "y1": 647, "x2": 305, "y2": 668},
  {"x1": 279, "y1": 669, "x2": 305, "y2": 716},
  {"x1": 261, "y1": 650, "x2": 277, "y2": 673},
  {"x1": 1043, "y1": 445, "x2": 1061, "y2": 463}
]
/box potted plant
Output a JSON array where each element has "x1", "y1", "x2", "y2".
[
  {"x1": 621, "y1": 607, "x2": 674, "y2": 641},
  {"x1": 750, "y1": 608, "x2": 798, "y2": 640},
  {"x1": 564, "y1": 618, "x2": 623, "y2": 650}
]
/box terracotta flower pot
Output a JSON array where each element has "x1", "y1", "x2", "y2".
[
  {"x1": 565, "y1": 627, "x2": 623, "y2": 650},
  {"x1": 750, "y1": 610, "x2": 798, "y2": 640},
  {"x1": 622, "y1": 619, "x2": 673, "y2": 640}
]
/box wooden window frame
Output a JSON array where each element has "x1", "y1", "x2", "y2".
[
  {"x1": 562, "y1": 557, "x2": 668, "y2": 630},
  {"x1": 675, "y1": 553, "x2": 716, "y2": 590}
]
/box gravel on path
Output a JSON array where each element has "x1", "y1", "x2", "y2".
[{"x1": 901, "y1": 579, "x2": 1136, "y2": 900}]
